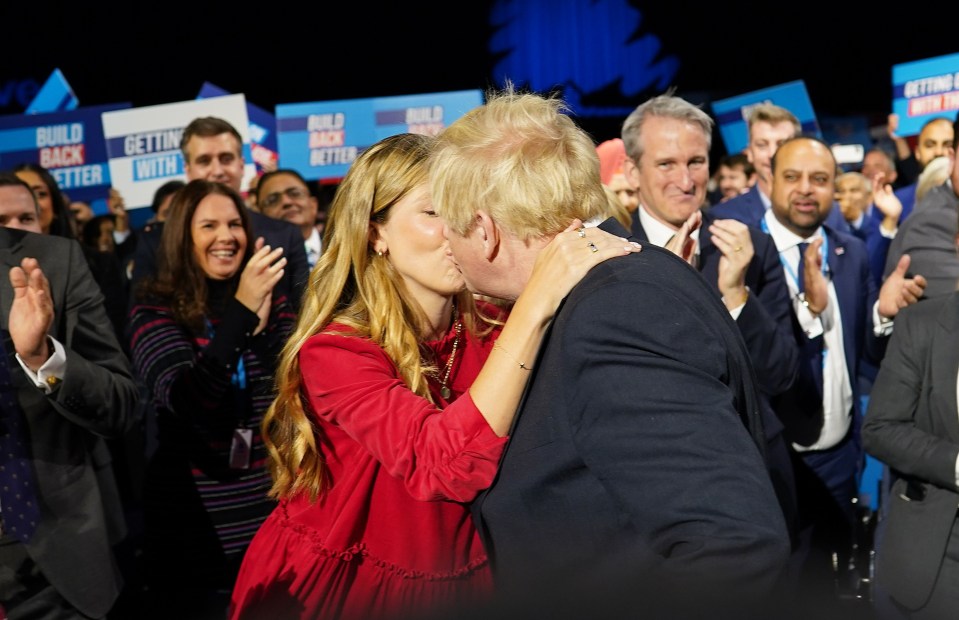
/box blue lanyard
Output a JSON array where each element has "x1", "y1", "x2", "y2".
[
  {"x1": 761, "y1": 219, "x2": 829, "y2": 370},
  {"x1": 204, "y1": 319, "x2": 247, "y2": 390},
  {"x1": 760, "y1": 218, "x2": 829, "y2": 292}
]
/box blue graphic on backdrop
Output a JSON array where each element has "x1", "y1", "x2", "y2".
[
  {"x1": 25, "y1": 69, "x2": 78, "y2": 115},
  {"x1": 490, "y1": 0, "x2": 679, "y2": 117}
]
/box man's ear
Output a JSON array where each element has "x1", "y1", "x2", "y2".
[
  {"x1": 624, "y1": 157, "x2": 640, "y2": 187},
  {"x1": 475, "y1": 210, "x2": 499, "y2": 261}
]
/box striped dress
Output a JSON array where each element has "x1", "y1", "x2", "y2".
[{"x1": 128, "y1": 284, "x2": 295, "y2": 594}]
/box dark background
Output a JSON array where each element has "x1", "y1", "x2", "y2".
[{"x1": 1, "y1": 1, "x2": 956, "y2": 148}]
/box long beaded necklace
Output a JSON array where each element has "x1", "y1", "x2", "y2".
[{"x1": 438, "y1": 319, "x2": 462, "y2": 400}]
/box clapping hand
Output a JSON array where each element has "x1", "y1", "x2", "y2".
[
  {"x1": 878, "y1": 254, "x2": 927, "y2": 319},
  {"x1": 8, "y1": 257, "x2": 54, "y2": 371},
  {"x1": 709, "y1": 218, "x2": 752, "y2": 308},
  {"x1": 235, "y1": 237, "x2": 286, "y2": 335},
  {"x1": 664, "y1": 210, "x2": 702, "y2": 266}
]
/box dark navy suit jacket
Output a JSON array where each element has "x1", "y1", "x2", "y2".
[
  {"x1": 772, "y1": 225, "x2": 886, "y2": 447},
  {"x1": 631, "y1": 210, "x2": 800, "y2": 541},
  {"x1": 471, "y1": 218, "x2": 790, "y2": 616},
  {"x1": 848, "y1": 212, "x2": 892, "y2": 289}
]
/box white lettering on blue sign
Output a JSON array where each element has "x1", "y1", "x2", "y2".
[
  {"x1": 310, "y1": 146, "x2": 357, "y2": 166},
  {"x1": 36, "y1": 123, "x2": 83, "y2": 147},
  {"x1": 133, "y1": 154, "x2": 180, "y2": 181}
]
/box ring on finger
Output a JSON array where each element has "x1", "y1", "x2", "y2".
[
  {"x1": 578, "y1": 227, "x2": 587, "y2": 238},
  {"x1": 734, "y1": 245, "x2": 743, "y2": 252},
  {"x1": 588, "y1": 241, "x2": 598, "y2": 253}
]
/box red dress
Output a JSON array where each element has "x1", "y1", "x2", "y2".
[{"x1": 229, "y1": 320, "x2": 506, "y2": 620}]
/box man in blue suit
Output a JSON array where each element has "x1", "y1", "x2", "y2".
[
  {"x1": 621, "y1": 94, "x2": 800, "y2": 542},
  {"x1": 710, "y1": 103, "x2": 850, "y2": 234},
  {"x1": 761, "y1": 136, "x2": 925, "y2": 613},
  {"x1": 432, "y1": 87, "x2": 791, "y2": 619}
]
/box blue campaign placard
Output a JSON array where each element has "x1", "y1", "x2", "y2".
[
  {"x1": 892, "y1": 52, "x2": 959, "y2": 137},
  {"x1": 371, "y1": 90, "x2": 484, "y2": 141},
  {"x1": 0, "y1": 102, "x2": 131, "y2": 204},
  {"x1": 198, "y1": 82, "x2": 278, "y2": 171},
  {"x1": 711, "y1": 81, "x2": 820, "y2": 155},
  {"x1": 276, "y1": 89, "x2": 483, "y2": 183},
  {"x1": 25, "y1": 68, "x2": 79, "y2": 115}
]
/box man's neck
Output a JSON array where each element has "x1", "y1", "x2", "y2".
[{"x1": 494, "y1": 232, "x2": 550, "y2": 301}]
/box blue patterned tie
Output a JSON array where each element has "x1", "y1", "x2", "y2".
[{"x1": 0, "y1": 331, "x2": 40, "y2": 543}]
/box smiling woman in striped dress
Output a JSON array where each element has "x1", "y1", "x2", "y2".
[{"x1": 128, "y1": 179, "x2": 296, "y2": 619}]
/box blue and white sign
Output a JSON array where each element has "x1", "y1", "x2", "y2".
[
  {"x1": 276, "y1": 89, "x2": 483, "y2": 183},
  {"x1": 711, "y1": 81, "x2": 820, "y2": 155},
  {"x1": 892, "y1": 52, "x2": 959, "y2": 137},
  {"x1": 0, "y1": 102, "x2": 130, "y2": 205},
  {"x1": 101, "y1": 94, "x2": 253, "y2": 212}
]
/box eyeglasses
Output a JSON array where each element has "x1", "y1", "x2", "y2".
[{"x1": 260, "y1": 186, "x2": 307, "y2": 209}]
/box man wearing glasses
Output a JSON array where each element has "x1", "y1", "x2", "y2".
[{"x1": 256, "y1": 169, "x2": 322, "y2": 269}]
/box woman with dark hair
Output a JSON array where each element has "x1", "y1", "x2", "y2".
[
  {"x1": 14, "y1": 162, "x2": 76, "y2": 237},
  {"x1": 13, "y1": 163, "x2": 132, "y2": 340},
  {"x1": 129, "y1": 179, "x2": 295, "y2": 618}
]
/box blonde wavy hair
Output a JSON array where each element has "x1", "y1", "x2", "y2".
[
  {"x1": 430, "y1": 85, "x2": 610, "y2": 239},
  {"x1": 263, "y1": 133, "x2": 486, "y2": 502}
]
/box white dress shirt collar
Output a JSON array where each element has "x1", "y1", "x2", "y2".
[
  {"x1": 638, "y1": 205, "x2": 700, "y2": 248},
  {"x1": 305, "y1": 227, "x2": 322, "y2": 266},
  {"x1": 762, "y1": 209, "x2": 823, "y2": 253}
]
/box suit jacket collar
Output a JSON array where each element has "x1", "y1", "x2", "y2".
[
  {"x1": 599, "y1": 216, "x2": 632, "y2": 239},
  {"x1": 0, "y1": 228, "x2": 29, "y2": 275},
  {"x1": 743, "y1": 185, "x2": 767, "y2": 221}
]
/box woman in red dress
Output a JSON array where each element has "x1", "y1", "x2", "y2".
[{"x1": 229, "y1": 133, "x2": 639, "y2": 620}]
